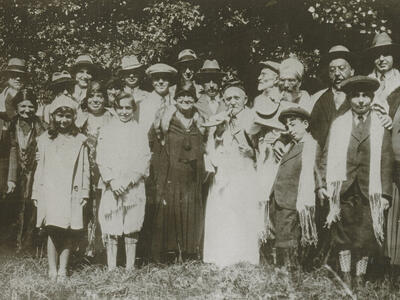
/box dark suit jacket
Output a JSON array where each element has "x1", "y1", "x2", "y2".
[
  {"x1": 195, "y1": 94, "x2": 226, "y2": 120},
  {"x1": 310, "y1": 89, "x2": 350, "y2": 149},
  {"x1": 272, "y1": 140, "x2": 323, "y2": 210},
  {"x1": 320, "y1": 115, "x2": 394, "y2": 202}
]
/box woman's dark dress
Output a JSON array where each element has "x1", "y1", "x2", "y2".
[
  {"x1": 8, "y1": 117, "x2": 44, "y2": 252},
  {"x1": 150, "y1": 114, "x2": 205, "y2": 262}
]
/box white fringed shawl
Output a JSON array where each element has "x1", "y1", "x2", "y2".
[{"x1": 325, "y1": 110, "x2": 385, "y2": 245}]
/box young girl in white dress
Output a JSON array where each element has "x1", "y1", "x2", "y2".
[{"x1": 32, "y1": 95, "x2": 90, "y2": 281}]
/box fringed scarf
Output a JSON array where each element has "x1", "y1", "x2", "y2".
[
  {"x1": 262, "y1": 133, "x2": 318, "y2": 246},
  {"x1": 325, "y1": 110, "x2": 385, "y2": 245},
  {"x1": 297, "y1": 133, "x2": 318, "y2": 246}
]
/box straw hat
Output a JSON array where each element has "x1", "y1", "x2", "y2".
[
  {"x1": 321, "y1": 45, "x2": 356, "y2": 66},
  {"x1": 70, "y1": 54, "x2": 100, "y2": 75},
  {"x1": 1, "y1": 58, "x2": 29, "y2": 76},
  {"x1": 365, "y1": 32, "x2": 400, "y2": 58},
  {"x1": 116, "y1": 55, "x2": 144, "y2": 76}
]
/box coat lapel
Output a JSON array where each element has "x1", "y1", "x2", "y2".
[{"x1": 280, "y1": 142, "x2": 302, "y2": 165}]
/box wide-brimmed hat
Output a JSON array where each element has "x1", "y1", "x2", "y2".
[
  {"x1": 365, "y1": 32, "x2": 400, "y2": 58},
  {"x1": 70, "y1": 54, "x2": 100, "y2": 76},
  {"x1": 1, "y1": 58, "x2": 30, "y2": 76},
  {"x1": 145, "y1": 63, "x2": 178, "y2": 78},
  {"x1": 116, "y1": 55, "x2": 144, "y2": 76},
  {"x1": 340, "y1": 75, "x2": 380, "y2": 94},
  {"x1": 176, "y1": 49, "x2": 200, "y2": 67},
  {"x1": 278, "y1": 105, "x2": 311, "y2": 124},
  {"x1": 259, "y1": 60, "x2": 280, "y2": 74},
  {"x1": 254, "y1": 102, "x2": 285, "y2": 130},
  {"x1": 321, "y1": 45, "x2": 356, "y2": 66},
  {"x1": 49, "y1": 70, "x2": 75, "y2": 89},
  {"x1": 194, "y1": 59, "x2": 226, "y2": 83}
]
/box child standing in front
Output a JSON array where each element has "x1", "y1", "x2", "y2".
[
  {"x1": 270, "y1": 106, "x2": 322, "y2": 273},
  {"x1": 32, "y1": 95, "x2": 90, "y2": 281}
]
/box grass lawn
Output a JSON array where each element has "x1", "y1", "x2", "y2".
[{"x1": 1, "y1": 250, "x2": 399, "y2": 300}]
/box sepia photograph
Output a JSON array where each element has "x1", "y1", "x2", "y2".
[{"x1": 1, "y1": 0, "x2": 400, "y2": 298}]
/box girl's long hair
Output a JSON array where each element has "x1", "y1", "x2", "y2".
[
  {"x1": 80, "y1": 80, "x2": 108, "y2": 111},
  {"x1": 48, "y1": 106, "x2": 79, "y2": 140}
]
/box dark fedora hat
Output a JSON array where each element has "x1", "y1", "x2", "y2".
[
  {"x1": 49, "y1": 70, "x2": 76, "y2": 89},
  {"x1": 340, "y1": 75, "x2": 380, "y2": 94},
  {"x1": 278, "y1": 105, "x2": 311, "y2": 124},
  {"x1": 70, "y1": 54, "x2": 101, "y2": 76},
  {"x1": 1, "y1": 58, "x2": 30, "y2": 76},
  {"x1": 321, "y1": 45, "x2": 356, "y2": 66},
  {"x1": 364, "y1": 32, "x2": 400, "y2": 58},
  {"x1": 194, "y1": 59, "x2": 226, "y2": 83}
]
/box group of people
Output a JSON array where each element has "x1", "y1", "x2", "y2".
[{"x1": 1, "y1": 31, "x2": 400, "y2": 292}]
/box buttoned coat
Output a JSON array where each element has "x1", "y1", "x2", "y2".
[
  {"x1": 272, "y1": 140, "x2": 323, "y2": 210},
  {"x1": 320, "y1": 115, "x2": 394, "y2": 201}
]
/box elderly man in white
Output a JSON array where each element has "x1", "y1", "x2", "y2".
[{"x1": 203, "y1": 84, "x2": 263, "y2": 268}]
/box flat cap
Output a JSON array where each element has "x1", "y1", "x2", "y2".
[
  {"x1": 259, "y1": 60, "x2": 280, "y2": 74},
  {"x1": 278, "y1": 105, "x2": 311, "y2": 124},
  {"x1": 145, "y1": 63, "x2": 177, "y2": 77}
]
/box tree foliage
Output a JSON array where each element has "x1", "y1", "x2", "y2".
[{"x1": 0, "y1": 0, "x2": 397, "y2": 99}]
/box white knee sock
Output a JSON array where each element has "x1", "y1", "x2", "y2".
[{"x1": 339, "y1": 250, "x2": 351, "y2": 273}]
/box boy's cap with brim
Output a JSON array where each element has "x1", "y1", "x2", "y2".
[{"x1": 340, "y1": 75, "x2": 380, "y2": 94}]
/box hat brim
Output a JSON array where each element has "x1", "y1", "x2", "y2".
[
  {"x1": 70, "y1": 62, "x2": 101, "y2": 76},
  {"x1": 176, "y1": 58, "x2": 201, "y2": 67},
  {"x1": 116, "y1": 65, "x2": 145, "y2": 77},
  {"x1": 1, "y1": 69, "x2": 30, "y2": 77},
  {"x1": 49, "y1": 78, "x2": 76, "y2": 89},
  {"x1": 341, "y1": 80, "x2": 380, "y2": 94},
  {"x1": 364, "y1": 43, "x2": 400, "y2": 58},
  {"x1": 321, "y1": 51, "x2": 356, "y2": 67},
  {"x1": 194, "y1": 72, "x2": 226, "y2": 82},
  {"x1": 254, "y1": 114, "x2": 286, "y2": 130},
  {"x1": 278, "y1": 110, "x2": 310, "y2": 124}
]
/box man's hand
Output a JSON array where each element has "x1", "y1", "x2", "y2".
[
  {"x1": 80, "y1": 198, "x2": 88, "y2": 207},
  {"x1": 110, "y1": 179, "x2": 126, "y2": 197},
  {"x1": 377, "y1": 113, "x2": 393, "y2": 130},
  {"x1": 7, "y1": 181, "x2": 16, "y2": 194},
  {"x1": 317, "y1": 188, "x2": 329, "y2": 206},
  {"x1": 273, "y1": 140, "x2": 286, "y2": 162},
  {"x1": 32, "y1": 199, "x2": 38, "y2": 207},
  {"x1": 381, "y1": 198, "x2": 390, "y2": 210}
]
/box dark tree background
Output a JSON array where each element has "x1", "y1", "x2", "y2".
[{"x1": 0, "y1": 0, "x2": 398, "y2": 101}]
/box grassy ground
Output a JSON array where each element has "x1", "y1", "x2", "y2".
[{"x1": 1, "y1": 250, "x2": 399, "y2": 300}]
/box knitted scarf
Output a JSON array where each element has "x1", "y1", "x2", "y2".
[
  {"x1": 297, "y1": 133, "x2": 318, "y2": 246},
  {"x1": 325, "y1": 110, "x2": 385, "y2": 245}
]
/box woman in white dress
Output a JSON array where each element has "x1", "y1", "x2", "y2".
[
  {"x1": 96, "y1": 92, "x2": 151, "y2": 270},
  {"x1": 203, "y1": 86, "x2": 264, "y2": 268}
]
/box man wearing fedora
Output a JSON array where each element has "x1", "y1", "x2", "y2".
[
  {"x1": 170, "y1": 49, "x2": 203, "y2": 99},
  {"x1": 309, "y1": 45, "x2": 355, "y2": 149},
  {"x1": 366, "y1": 33, "x2": 400, "y2": 275},
  {"x1": 0, "y1": 58, "x2": 29, "y2": 199},
  {"x1": 319, "y1": 75, "x2": 394, "y2": 290},
  {"x1": 71, "y1": 54, "x2": 99, "y2": 105},
  {"x1": 194, "y1": 59, "x2": 227, "y2": 120},
  {"x1": 118, "y1": 55, "x2": 148, "y2": 105},
  {"x1": 37, "y1": 70, "x2": 77, "y2": 125}
]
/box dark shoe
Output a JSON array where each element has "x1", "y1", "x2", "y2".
[
  {"x1": 342, "y1": 272, "x2": 352, "y2": 291},
  {"x1": 354, "y1": 275, "x2": 365, "y2": 291}
]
